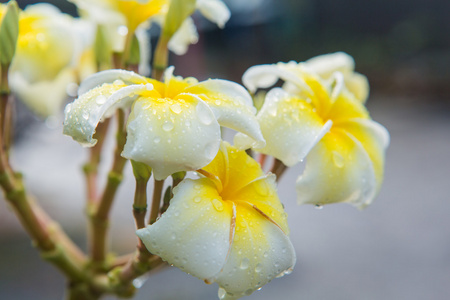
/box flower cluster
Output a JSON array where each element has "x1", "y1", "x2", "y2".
[{"x1": 0, "y1": 0, "x2": 389, "y2": 299}]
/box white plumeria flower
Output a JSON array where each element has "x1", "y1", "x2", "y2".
[
  {"x1": 5, "y1": 3, "x2": 85, "y2": 117},
  {"x1": 236, "y1": 65, "x2": 389, "y2": 209},
  {"x1": 71, "y1": 0, "x2": 230, "y2": 56},
  {"x1": 63, "y1": 67, "x2": 264, "y2": 180},
  {"x1": 137, "y1": 142, "x2": 296, "y2": 299},
  {"x1": 243, "y1": 52, "x2": 370, "y2": 103}
]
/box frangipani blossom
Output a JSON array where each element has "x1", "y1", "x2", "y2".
[
  {"x1": 71, "y1": 0, "x2": 230, "y2": 56},
  {"x1": 236, "y1": 66, "x2": 389, "y2": 209},
  {"x1": 137, "y1": 142, "x2": 296, "y2": 299},
  {"x1": 243, "y1": 52, "x2": 370, "y2": 103},
  {"x1": 63, "y1": 67, "x2": 264, "y2": 180},
  {"x1": 5, "y1": 3, "x2": 84, "y2": 117}
]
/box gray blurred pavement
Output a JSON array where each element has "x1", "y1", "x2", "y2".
[{"x1": 1, "y1": 93, "x2": 450, "y2": 300}]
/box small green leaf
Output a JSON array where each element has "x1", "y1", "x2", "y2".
[
  {"x1": 162, "y1": 0, "x2": 196, "y2": 38},
  {"x1": 0, "y1": 0, "x2": 20, "y2": 67}
]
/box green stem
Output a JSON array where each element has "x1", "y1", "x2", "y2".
[
  {"x1": 90, "y1": 110, "x2": 128, "y2": 268},
  {"x1": 149, "y1": 179, "x2": 164, "y2": 225},
  {"x1": 152, "y1": 34, "x2": 170, "y2": 80}
]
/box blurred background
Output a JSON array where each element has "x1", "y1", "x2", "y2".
[{"x1": 0, "y1": 0, "x2": 449, "y2": 299}]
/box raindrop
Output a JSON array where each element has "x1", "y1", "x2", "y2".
[
  {"x1": 95, "y1": 95, "x2": 107, "y2": 105},
  {"x1": 82, "y1": 111, "x2": 90, "y2": 120},
  {"x1": 332, "y1": 150, "x2": 344, "y2": 168},
  {"x1": 170, "y1": 233, "x2": 177, "y2": 240},
  {"x1": 215, "y1": 100, "x2": 221, "y2": 105},
  {"x1": 240, "y1": 258, "x2": 249, "y2": 270},
  {"x1": 315, "y1": 203, "x2": 323, "y2": 209},
  {"x1": 244, "y1": 289, "x2": 253, "y2": 296},
  {"x1": 256, "y1": 181, "x2": 270, "y2": 196},
  {"x1": 255, "y1": 263, "x2": 263, "y2": 273},
  {"x1": 194, "y1": 197, "x2": 201, "y2": 203},
  {"x1": 113, "y1": 79, "x2": 125, "y2": 85},
  {"x1": 218, "y1": 288, "x2": 226, "y2": 299},
  {"x1": 162, "y1": 121, "x2": 174, "y2": 132},
  {"x1": 196, "y1": 104, "x2": 213, "y2": 125},
  {"x1": 154, "y1": 137, "x2": 161, "y2": 144},
  {"x1": 211, "y1": 199, "x2": 224, "y2": 212},
  {"x1": 170, "y1": 103, "x2": 182, "y2": 114},
  {"x1": 204, "y1": 143, "x2": 217, "y2": 160}
]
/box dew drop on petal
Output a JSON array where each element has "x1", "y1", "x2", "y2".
[
  {"x1": 218, "y1": 288, "x2": 226, "y2": 299},
  {"x1": 82, "y1": 111, "x2": 90, "y2": 120},
  {"x1": 196, "y1": 104, "x2": 213, "y2": 125},
  {"x1": 240, "y1": 258, "x2": 249, "y2": 270},
  {"x1": 95, "y1": 95, "x2": 107, "y2": 105},
  {"x1": 332, "y1": 150, "x2": 344, "y2": 168},
  {"x1": 154, "y1": 137, "x2": 161, "y2": 143},
  {"x1": 211, "y1": 199, "x2": 223, "y2": 212},
  {"x1": 162, "y1": 121, "x2": 174, "y2": 132},
  {"x1": 255, "y1": 263, "x2": 263, "y2": 273},
  {"x1": 170, "y1": 103, "x2": 182, "y2": 114},
  {"x1": 204, "y1": 143, "x2": 217, "y2": 160},
  {"x1": 194, "y1": 196, "x2": 201, "y2": 203}
]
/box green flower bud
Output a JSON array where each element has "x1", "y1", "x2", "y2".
[{"x1": 0, "y1": 1, "x2": 19, "y2": 67}]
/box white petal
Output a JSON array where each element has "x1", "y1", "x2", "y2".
[
  {"x1": 184, "y1": 79, "x2": 265, "y2": 148},
  {"x1": 242, "y1": 63, "x2": 310, "y2": 94},
  {"x1": 214, "y1": 203, "x2": 296, "y2": 299},
  {"x1": 9, "y1": 68, "x2": 76, "y2": 118},
  {"x1": 168, "y1": 17, "x2": 199, "y2": 55},
  {"x1": 303, "y1": 52, "x2": 355, "y2": 78},
  {"x1": 235, "y1": 88, "x2": 331, "y2": 166},
  {"x1": 78, "y1": 69, "x2": 149, "y2": 95},
  {"x1": 296, "y1": 128, "x2": 378, "y2": 209},
  {"x1": 136, "y1": 28, "x2": 152, "y2": 76},
  {"x1": 122, "y1": 96, "x2": 221, "y2": 180},
  {"x1": 196, "y1": 0, "x2": 231, "y2": 28},
  {"x1": 136, "y1": 178, "x2": 232, "y2": 279},
  {"x1": 63, "y1": 83, "x2": 153, "y2": 146}
]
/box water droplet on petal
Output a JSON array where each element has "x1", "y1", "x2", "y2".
[
  {"x1": 196, "y1": 104, "x2": 213, "y2": 125},
  {"x1": 244, "y1": 289, "x2": 253, "y2": 296},
  {"x1": 211, "y1": 198, "x2": 223, "y2": 212},
  {"x1": 162, "y1": 121, "x2": 174, "y2": 131},
  {"x1": 218, "y1": 288, "x2": 226, "y2": 299},
  {"x1": 315, "y1": 203, "x2": 323, "y2": 209},
  {"x1": 194, "y1": 197, "x2": 201, "y2": 203},
  {"x1": 154, "y1": 137, "x2": 161, "y2": 143},
  {"x1": 255, "y1": 263, "x2": 263, "y2": 273},
  {"x1": 240, "y1": 258, "x2": 249, "y2": 269},
  {"x1": 96, "y1": 95, "x2": 107, "y2": 105},
  {"x1": 82, "y1": 111, "x2": 90, "y2": 120},
  {"x1": 332, "y1": 150, "x2": 344, "y2": 168},
  {"x1": 204, "y1": 143, "x2": 218, "y2": 160},
  {"x1": 170, "y1": 103, "x2": 182, "y2": 114}
]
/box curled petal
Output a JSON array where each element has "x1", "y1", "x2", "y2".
[
  {"x1": 137, "y1": 178, "x2": 232, "y2": 279},
  {"x1": 63, "y1": 83, "x2": 153, "y2": 146},
  {"x1": 303, "y1": 52, "x2": 355, "y2": 78},
  {"x1": 196, "y1": 0, "x2": 231, "y2": 28},
  {"x1": 344, "y1": 72, "x2": 370, "y2": 103},
  {"x1": 9, "y1": 68, "x2": 76, "y2": 118},
  {"x1": 122, "y1": 95, "x2": 221, "y2": 179},
  {"x1": 168, "y1": 17, "x2": 199, "y2": 55},
  {"x1": 242, "y1": 62, "x2": 311, "y2": 94},
  {"x1": 296, "y1": 119, "x2": 387, "y2": 208},
  {"x1": 78, "y1": 69, "x2": 149, "y2": 95},
  {"x1": 235, "y1": 88, "x2": 331, "y2": 166},
  {"x1": 214, "y1": 202, "x2": 296, "y2": 299},
  {"x1": 184, "y1": 79, "x2": 265, "y2": 148}
]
